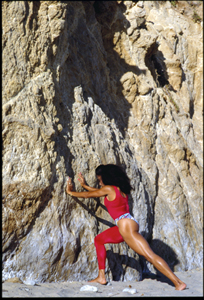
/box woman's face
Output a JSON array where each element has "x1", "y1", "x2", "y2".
[{"x1": 97, "y1": 175, "x2": 104, "y2": 187}]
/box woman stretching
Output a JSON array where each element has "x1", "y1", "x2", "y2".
[{"x1": 66, "y1": 164, "x2": 186, "y2": 290}]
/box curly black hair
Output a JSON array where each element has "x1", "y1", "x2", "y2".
[{"x1": 95, "y1": 164, "x2": 132, "y2": 194}]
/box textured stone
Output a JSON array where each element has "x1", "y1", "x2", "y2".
[{"x1": 2, "y1": 1, "x2": 203, "y2": 283}]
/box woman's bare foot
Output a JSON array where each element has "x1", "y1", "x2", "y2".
[
  {"x1": 89, "y1": 269, "x2": 107, "y2": 285},
  {"x1": 89, "y1": 276, "x2": 107, "y2": 285},
  {"x1": 175, "y1": 281, "x2": 187, "y2": 290}
]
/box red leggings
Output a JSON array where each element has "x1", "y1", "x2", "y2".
[{"x1": 94, "y1": 226, "x2": 124, "y2": 269}]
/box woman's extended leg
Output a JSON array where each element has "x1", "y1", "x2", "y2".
[
  {"x1": 118, "y1": 219, "x2": 186, "y2": 290},
  {"x1": 90, "y1": 226, "x2": 124, "y2": 284}
]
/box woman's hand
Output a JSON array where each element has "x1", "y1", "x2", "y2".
[
  {"x1": 78, "y1": 172, "x2": 85, "y2": 186},
  {"x1": 77, "y1": 172, "x2": 99, "y2": 192},
  {"x1": 66, "y1": 177, "x2": 74, "y2": 195}
]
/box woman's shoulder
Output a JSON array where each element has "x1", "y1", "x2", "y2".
[
  {"x1": 108, "y1": 185, "x2": 119, "y2": 192},
  {"x1": 103, "y1": 185, "x2": 117, "y2": 201},
  {"x1": 102, "y1": 185, "x2": 116, "y2": 193},
  {"x1": 104, "y1": 185, "x2": 117, "y2": 189}
]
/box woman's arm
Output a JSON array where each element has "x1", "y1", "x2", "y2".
[
  {"x1": 77, "y1": 172, "x2": 99, "y2": 192},
  {"x1": 66, "y1": 177, "x2": 112, "y2": 198}
]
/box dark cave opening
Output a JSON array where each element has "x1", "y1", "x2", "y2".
[
  {"x1": 150, "y1": 54, "x2": 169, "y2": 87},
  {"x1": 145, "y1": 41, "x2": 169, "y2": 88}
]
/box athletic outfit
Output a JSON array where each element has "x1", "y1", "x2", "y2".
[{"x1": 94, "y1": 186, "x2": 139, "y2": 269}]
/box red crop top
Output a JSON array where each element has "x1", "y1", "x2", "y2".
[{"x1": 104, "y1": 186, "x2": 130, "y2": 220}]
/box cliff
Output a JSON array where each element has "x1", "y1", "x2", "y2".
[{"x1": 2, "y1": 1, "x2": 203, "y2": 283}]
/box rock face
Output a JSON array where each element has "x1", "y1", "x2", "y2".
[{"x1": 2, "y1": 1, "x2": 203, "y2": 283}]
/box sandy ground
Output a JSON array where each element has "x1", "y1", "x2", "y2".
[{"x1": 2, "y1": 268, "x2": 203, "y2": 298}]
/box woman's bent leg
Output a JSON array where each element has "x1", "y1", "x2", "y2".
[
  {"x1": 90, "y1": 226, "x2": 124, "y2": 284},
  {"x1": 118, "y1": 219, "x2": 186, "y2": 290}
]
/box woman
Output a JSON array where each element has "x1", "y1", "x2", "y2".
[{"x1": 66, "y1": 164, "x2": 186, "y2": 290}]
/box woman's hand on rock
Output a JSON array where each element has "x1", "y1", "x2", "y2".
[
  {"x1": 78, "y1": 172, "x2": 85, "y2": 186},
  {"x1": 66, "y1": 177, "x2": 73, "y2": 194}
]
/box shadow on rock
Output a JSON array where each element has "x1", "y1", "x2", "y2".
[
  {"x1": 72, "y1": 196, "x2": 115, "y2": 228},
  {"x1": 106, "y1": 249, "x2": 142, "y2": 281}
]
